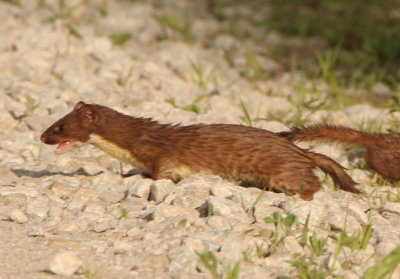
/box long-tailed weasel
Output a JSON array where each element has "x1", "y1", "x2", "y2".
[
  {"x1": 40, "y1": 101, "x2": 359, "y2": 200},
  {"x1": 281, "y1": 124, "x2": 400, "y2": 181}
]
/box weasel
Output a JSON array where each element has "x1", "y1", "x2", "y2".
[
  {"x1": 40, "y1": 101, "x2": 359, "y2": 200},
  {"x1": 280, "y1": 124, "x2": 400, "y2": 181}
]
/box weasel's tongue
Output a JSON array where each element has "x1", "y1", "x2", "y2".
[{"x1": 55, "y1": 140, "x2": 76, "y2": 155}]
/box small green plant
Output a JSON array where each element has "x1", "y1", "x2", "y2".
[
  {"x1": 298, "y1": 213, "x2": 310, "y2": 247},
  {"x1": 190, "y1": 59, "x2": 216, "y2": 89},
  {"x1": 67, "y1": 23, "x2": 83, "y2": 40},
  {"x1": 247, "y1": 187, "x2": 267, "y2": 216},
  {"x1": 223, "y1": 48, "x2": 235, "y2": 67},
  {"x1": 228, "y1": 19, "x2": 240, "y2": 39},
  {"x1": 156, "y1": 13, "x2": 194, "y2": 43},
  {"x1": 120, "y1": 208, "x2": 128, "y2": 219},
  {"x1": 363, "y1": 244, "x2": 400, "y2": 279},
  {"x1": 10, "y1": 95, "x2": 39, "y2": 120},
  {"x1": 289, "y1": 227, "x2": 332, "y2": 277},
  {"x1": 263, "y1": 106, "x2": 310, "y2": 127},
  {"x1": 288, "y1": 253, "x2": 331, "y2": 279},
  {"x1": 117, "y1": 64, "x2": 135, "y2": 88},
  {"x1": 264, "y1": 212, "x2": 297, "y2": 254},
  {"x1": 244, "y1": 50, "x2": 262, "y2": 80},
  {"x1": 209, "y1": 0, "x2": 227, "y2": 21},
  {"x1": 254, "y1": 241, "x2": 269, "y2": 258},
  {"x1": 167, "y1": 94, "x2": 210, "y2": 114},
  {"x1": 39, "y1": 0, "x2": 87, "y2": 20},
  {"x1": 358, "y1": 119, "x2": 383, "y2": 133},
  {"x1": 308, "y1": 232, "x2": 328, "y2": 257},
  {"x1": 81, "y1": 266, "x2": 101, "y2": 279},
  {"x1": 98, "y1": 0, "x2": 108, "y2": 17},
  {"x1": 225, "y1": 263, "x2": 240, "y2": 279},
  {"x1": 197, "y1": 251, "x2": 219, "y2": 279},
  {"x1": 242, "y1": 248, "x2": 254, "y2": 263},
  {"x1": 190, "y1": 60, "x2": 206, "y2": 88},
  {"x1": 177, "y1": 218, "x2": 187, "y2": 228},
  {"x1": 334, "y1": 223, "x2": 373, "y2": 251},
  {"x1": 330, "y1": 220, "x2": 373, "y2": 271},
  {"x1": 108, "y1": 33, "x2": 132, "y2": 46},
  {"x1": 315, "y1": 46, "x2": 341, "y2": 93},
  {"x1": 197, "y1": 251, "x2": 240, "y2": 279},
  {"x1": 1, "y1": 0, "x2": 21, "y2": 6},
  {"x1": 25, "y1": 95, "x2": 38, "y2": 116},
  {"x1": 207, "y1": 203, "x2": 214, "y2": 217},
  {"x1": 239, "y1": 99, "x2": 253, "y2": 127}
]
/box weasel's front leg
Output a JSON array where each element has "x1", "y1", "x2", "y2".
[{"x1": 152, "y1": 156, "x2": 175, "y2": 181}]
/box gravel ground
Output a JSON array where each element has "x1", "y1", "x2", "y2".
[{"x1": 1, "y1": 1, "x2": 400, "y2": 278}]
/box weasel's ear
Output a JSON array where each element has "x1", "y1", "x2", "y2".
[
  {"x1": 74, "y1": 101, "x2": 86, "y2": 111},
  {"x1": 78, "y1": 104, "x2": 98, "y2": 126}
]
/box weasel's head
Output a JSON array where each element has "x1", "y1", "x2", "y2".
[{"x1": 40, "y1": 101, "x2": 99, "y2": 155}]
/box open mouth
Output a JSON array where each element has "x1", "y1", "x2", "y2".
[{"x1": 55, "y1": 140, "x2": 78, "y2": 155}]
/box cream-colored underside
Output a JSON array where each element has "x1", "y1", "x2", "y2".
[
  {"x1": 169, "y1": 165, "x2": 215, "y2": 181},
  {"x1": 89, "y1": 134, "x2": 150, "y2": 173},
  {"x1": 88, "y1": 135, "x2": 232, "y2": 182}
]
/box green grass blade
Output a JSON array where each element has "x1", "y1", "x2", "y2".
[
  {"x1": 363, "y1": 244, "x2": 400, "y2": 279},
  {"x1": 239, "y1": 99, "x2": 253, "y2": 127}
]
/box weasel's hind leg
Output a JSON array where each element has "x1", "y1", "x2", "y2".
[{"x1": 269, "y1": 168, "x2": 320, "y2": 200}]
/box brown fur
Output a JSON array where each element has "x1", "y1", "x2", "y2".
[
  {"x1": 280, "y1": 124, "x2": 400, "y2": 181},
  {"x1": 41, "y1": 102, "x2": 359, "y2": 200}
]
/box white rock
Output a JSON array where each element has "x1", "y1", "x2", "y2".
[
  {"x1": 286, "y1": 192, "x2": 362, "y2": 234},
  {"x1": 82, "y1": 164, "x2": 104, "y2": 176},
  {"x1": 278, "y1": 236, "x2": 303, "y2": 255},
  {"x1": 8, "y1": 208, "x2": 28, "y2": 223},
  {"x1": 167, "y1": 247, "x2": 198, "y2": 279},
  {"x1": 83, "y1": 201, "x2": 106, "y2": 215},
  {"x1": 129, "y1": 179, "x2": 151, "y2": 200},
  {"x1": 92, "y1": 221, "x2": 112, "y2": 233},
  {"x1": 149, "y1": 179, "x2": 176, "y2": 202},
  {"x1": 213, "y1": 34, "x2": 237, "y2": 50},
  {"x1": 182, "y1": 237, "x2": 205, "y2": 255},
  {"x1": 150, "y1": 203, "x2": 199, "y2": 222},
  {"x1": 127, "y1": 227, "x2": 145, "y2": 240},
  {"x1": 49, "y1": 182, "x2": 72, "y2": 200},
  {"x1": 99, "y1": 190, "x2": 126, "y2": 203},
  {"x1": 219, "y1": 237, "x2": 250, "y2": 262},
  {"x1": 375, "y1": 237, "x2": 399, "y2": 258},
  {"x1": 0, "y1": 193, "x2": 27, "y2": 221},
  {"x1": 344, "y1": 104, "x2": 388, "y2": 124},
  {"x1": 113, "y1": 240, "x2": 135, "y2": 255},
  {"x1": 68, "y1": 188, "x2": 99, "y2": 211},
  {"x1": 25, "y1": 197, "x2": 49, "y2": 218},
  {"x1": 56, "y1": 219, "x2": 81, "y2": 233},
  {"x1": 48, "y1": 251, "x2": 82, "y2": 277},
  {"x1": 206, "y1": 215, "x2": 237, "y2": 231},
  {"x1": 0, "y1": 178, "x2": 17, "y2": 187},
  {"x1": 382, "y1": 202, "x2": 400, "y2": 214},
  {"x1": 207, "y1": 196, "x2": 251, "y2": 224},
  {"x1": 372, "y1": 82, "x2": 393, "y2": 98},
  {"x1": 173, "y1": 175, "x2": 215, "y2": 208},
  {"x1": 27, "y1": 225, "x2": 44, "y2": 237}
]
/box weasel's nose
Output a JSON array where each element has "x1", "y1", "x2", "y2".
[{"x1": 40, "y1": 135, "x2": 46, "y2": 143}]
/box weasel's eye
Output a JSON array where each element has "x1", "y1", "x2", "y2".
[{"x1": 59, "y1": 124, "x2": 66, "y2": 131}]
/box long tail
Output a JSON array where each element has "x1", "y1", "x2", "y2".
[
  {"x1": 308, "y1": 151, "x2": 359, "y2": 194},
  {"x1": 280, "y1": 125, "x2": 371, "y2": 146}
]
